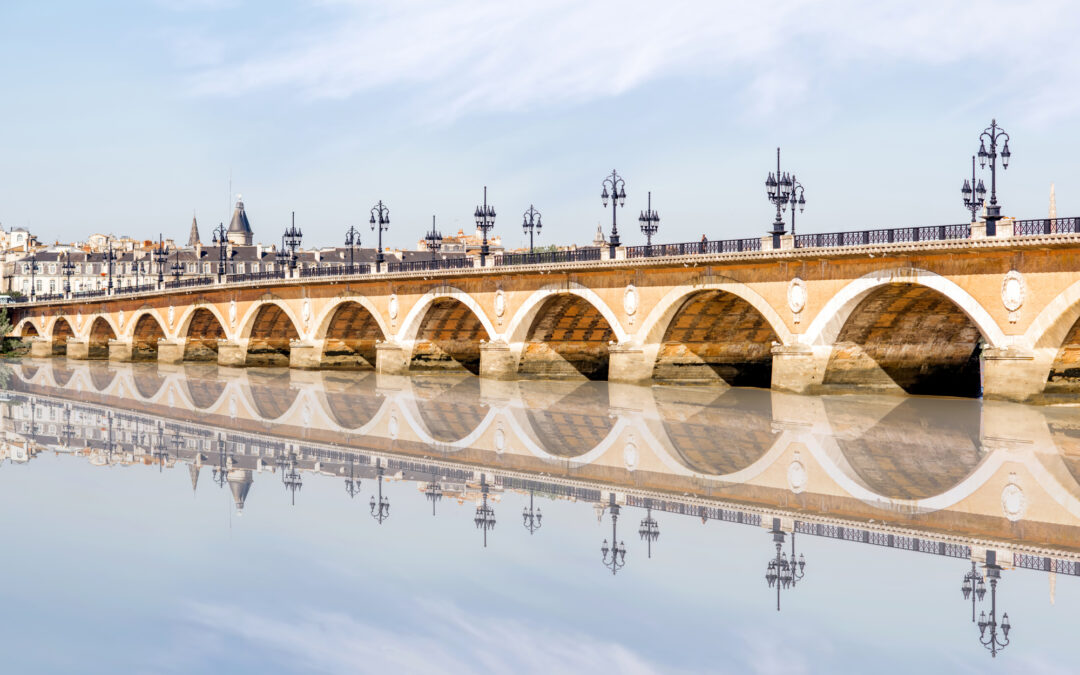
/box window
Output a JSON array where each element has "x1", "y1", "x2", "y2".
[
  {"x1": 251, "y1": 263, "x2": 259, "y2": 273},
  {"x1": 267, "y1": 263, "x2": 274, "y2": 272},
  {"x1": 187, "y1": 262, "x2": 196, "y2": 273},
  {"x1": 48, "y1": 264, "x2": 56, "y2": 274},
  {"x1": 75, "y1": 264, "x2": 81, "y2": 274},
  {"x1": 203, "y1": 263, "x2": 211, "y2": 274},
  {"x1": 21, "y1": 263, "x2": 28, "y2": 274},
  {"x1": 49, "y1": 280, "x2": 56, "y2": 293},
  {"x1": 236, "y1": 262, "x2": 245, "y2": 274},
  {"x1": 35, "y1": 280, "x2": 41, "y2": 291}
]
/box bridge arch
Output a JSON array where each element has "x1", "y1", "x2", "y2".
[
  {"x1": 312, "y1": 298, "x2": 389, "y2": 369},
  {"x1": 506, "y1": 286, "x2": 621, "y2": 380},
  {"x1": 177, "y1": 306, "x2": 228, "y2": 361},
  {"x1": 805, "y1": 268, "x2": 1003, "y2": 397},
  {"x1": 239, "y1": 300, "x2": 302, "y2": 367},
  {"x1": 398, "y1": 288, "x2": 496, "y2": 375},
  {"x1": 1023, "y1": 279, "x2": 1080, "y2": 394},
  {"x1": 49, "y1": 317, "x2": 75, "y2": 356},
  {"x1": 129, "y1": 312, "x2": 167, "y2": 361},
  {"x1": 638, "y1": 281, "x2": 792, "y2": 386},
  {"x1": 13, "y1": 318, "x2": 39, "y2": 338},
  {"x1": 87, "y1": 316, "x2": 118, "y2": 359}
]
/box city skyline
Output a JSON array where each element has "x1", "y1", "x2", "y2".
[{"x1": 2, "y1": 1, "x2": 1080, "y2": 248}]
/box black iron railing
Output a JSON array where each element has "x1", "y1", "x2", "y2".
[
  {"x1": 114, "y1": 284, "x2": 156, "y2": 295},
  {"x1": 71, "y1": 289, "x2": 107, "y2": 299},
  {"x1": 795, "y1": 223, "x2": 970, "y2": 248},
  {"x1": 386, "y1": 257, "x2": 473, "y2": 273},
  {"x1": 1013, "y1": 217, "x2": 1080, "y2": 236},
  {"x1": 625, "y1": 238, "x2": 762, "y2": 259},
  {"x1": 34, "y1": 293, "x2": 65, "y2": 302},
  {"x1": 226, "y1": 270, "x2": 286, "y2": 284},
  {"x1": 164, "y1": 276, "x2": 214, "y2": 290},
  {"x1": 299, "y1": 264, "x2": 370, "y2": 278},
  {"x1": 495, "y1": 248, "x2": 603, "y2": 266}
]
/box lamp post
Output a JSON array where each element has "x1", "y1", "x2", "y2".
[
  {"x1": 474, "y1": 187, "x2": 496, "y2": 266},
  {"x1": 171, "y1": 247, "x2": 184, "y2": 284},
  {"x1": 27, "y1": 251, "x2": 37, "y2": 300},
  {"x1": 425, "y1": 215, "x2": 443, "y2": 254},
  {"x1": 763, "y1": 517, "x2": 805, "y2": 611},
  {"x1": 638, "y1": 191, "x2": 659, "y2": 253},
  {"x1": 344, "y1": 225, "x2": 361, "y2": 273},
  {"x1": 153, "y1": 234, "x2": 168, "y2": 287},
  {"x1": 212, "y1": 433, "x2": 229, "y2": 489},
  {"x1": 370, "y1": 458, "x2": 390, "y2": 524},
  {"x1": 522, "y1": 489, "x2": 542, "y2": 535},
  {"x1": 283, "y1": 452, "x2": 302, "y2": 506},
  {"x1": 961, "y1": 155, "x2": 988, "y2": 224},
  {"x1": 425, "y1": 471, "x2": 443, "y2": 516},
  {"x1": 474, "y1": 474, "x2": 496, "y2": 548},
  {"x1": 638, "y1": 501, "x2": 659, "y2": 558},
  {"x1": 961, "y1": 559, "x2": 987, "y2": 623},
  {"x1": 283, "y1": 212, "x2": 303, "y2": 272},
  {"x1": 601, "y1": 170, "x2": 626, "y2": 259},
  {"x1": 344, "y1": 456, "x2": 361, "y2": 499},
  {"x1": 153, "y1": 422, "x2": 169, "y2": 472},
  {"x1": 104, "y1": 242, "x2": 118, "y2": 295},
  {"x1": 977, "y1": 119, "x2": 1011, "y2": 236},
  {"x1": 370, "y1": 200, "x2": 390, "y2": 272},
  {"x1": 765, "y1": 148, "x2": 795, "y2": 249},
  {"x1": 977, "y1": 551, "x2": 1011, "y2": 658},
  {"x1": 522, "y1": 205, "x2": 542, "y2": 254},
  {"x1": 211, "y1": 223, "x2": 228, "y2": 281},
  {"x1": 600, "y1": 493, "x2": 627, "y2": 575},
  {"x1": 787, "y1": 175, "x2": 806, "y2": 236},
  {"x1": 61, "y1": 251, "x2": 75, "y2": 296}
]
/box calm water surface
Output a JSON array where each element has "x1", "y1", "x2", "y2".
[{"x1": 1, "y1": 359, "x2": 1078, "y2": 673}]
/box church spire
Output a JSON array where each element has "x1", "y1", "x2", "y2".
[
  {"x1": 1050, "y1": 182, "x2": 1057, "y2": 219},
  {"x1": 188, "y1": 213, "x2": 201, "y2": 247}
]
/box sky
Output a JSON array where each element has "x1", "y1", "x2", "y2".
[{"x1": 2, "y1": 1, "x2": 1080, "y2": 251}]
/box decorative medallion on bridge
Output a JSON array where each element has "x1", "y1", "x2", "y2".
[
  {"x1": 117, "y1": 309, "x2": 125, "y2": 330},
  {"x1": 228, "y1": 397, "x2": 238, "y2": 419},
  {"x1": 388, "y1": 414, "x2": 399, "y2": 440},
  {"x1": 1001, "y1": 477, "x2": 1026, "y2": 522},
  {"x1": 301, "y1": 402, "x2": 312, "y2": 428},
  {"x1": 1002, "y1": 270, "x2": 1025, "y2": 324},
  {"x1": 494, "y1": 422, "x2": 506, "y2": 454},
  {"x1": 788, "y1": 277, "x2": 807, "y2": 324},
  {"x1": 494, "y1": 289, "x2": 506, "y2": 322},
  {"x1": 623, "y1": 439, "x2": 639, "y2": 471},
  {"x1": 76, "y1": 311, "x2": 82, "y2": 329},
  {"x1": 787, "y1": 453, "x2": 808, "y2": 494},
  {"x1": 167, "y1": 305, "x2": 175, "y2": 329},
  {"x1": 229, "y1": 300, "x2": 237, "y2": 329},
  {"x1": 302, "y1": 299, "x2": 311, "y2": 330},
  {"x1": 388, "y1": 294, "x2": 399, "y2": 321},
  {"x1": 168, "y1": 391, "x2": 175, "y2": 408},
  {"x1": 623, "y1": 285, "x2": 638, "y2": 326}
]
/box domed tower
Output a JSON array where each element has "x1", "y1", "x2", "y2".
[{"x1": 227, "y1": 195, "x2": 254, "y2": 246}]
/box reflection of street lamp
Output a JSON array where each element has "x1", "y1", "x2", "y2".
[
  {"x1": 474, "y1": 474, "x2": 496, "y2": 548},
  {"x1": 600, "y1": 494, "x2": 627, "y2": 575},
  {"x1": 961, "y1": 560, "x2": 987, "y2": 622},
  {"x1": 212, "y1": 433, "x2": 229, "y2": 488},
  {"x1": 283, "y1": 453, "x2": 302, "y2": 506},
  {"x1": 638, "y1": 502, "x2": 659, "y2": 558},
  {"x1": 344, "y1": 457, "x2": 361, "y2": 498},
  {"x1": 764, "y1": 518, "x2": 805, "y2": 611},
  {"x1": 153, "y1": 422, "x2": 169, "y2": 472},
  {"x1": 370, "y1": 458, "x2": 390, "y2": 524},
  {"x1": 425, "y1": 472, "x2": 443, "y2": 516},
  {"x1": 522, "y1": 489, "x2": 542, "y2": 535},
  {"x1": 977, "y1": 551, "x2": 1011, "y2": 658}
]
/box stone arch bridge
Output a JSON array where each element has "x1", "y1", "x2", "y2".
[{"x1": 13, "y1": 233, "x2": 1080, "y2": 401}]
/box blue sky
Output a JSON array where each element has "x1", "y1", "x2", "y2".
[{"x1": 2, "y1": 1, "x2": 1079, "y2": 250}]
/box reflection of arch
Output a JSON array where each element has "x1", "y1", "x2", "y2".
[
  {"x1": 656, "y1": 387, "x2": 777, "y2": 473},
  {"x1": 317, "y1": 301, "x2": 386, "y2": 369},
  {"x1": 183, "y1": 308, "x2": 227, "y2": 362},
  {"x1": 88, "y1": 363, "x2": 116, "y2": 390},
  {"x1": 244, "y1": 303, "x2": 299, "y2": 367},
  {"x1": 652, "y1": 290, "x2": 781, "y2": 386},
  {"x1": 185, "y1": 377, "x2": 226, "y2": 409},
  {"x1": 522, "y1": 383, "x2": 613, "y2": 456},
  {"x1": 409, "y1": 378, "x2": 488, "y2": 442},
  {"x1": 518, "y1": 294, "x2": 616, "y2": 380},
  {"x1": 51, "y1": 317, "x2": 74, "y2": 356},
  {"x1": 408, "y1": 298, "x2": 493, "y2": 375},
  {"x1": 132, "y1": 366, "x2": 165, "y2": 399},
  {"x1": 320, "y1": 373, "x2": 383, "y2": 428},
  {"x1": 131, "y1": 313, "x2": 166, "y2": 361},
  {"x1": 87, "y1": 317, "x2": 117, "y2": 359},
  {"x1": 821, "y1": 283, "x2": 986, "y2": 396},
  {"x1": 50, "y1": 365, "x2": 74, "y2": 387},
  {"x1": 246, "y1": 371, "x2": 298, "y2": 420}
]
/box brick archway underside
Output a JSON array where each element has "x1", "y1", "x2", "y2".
[
  {"x1": 823, "y1": 284, "x2": 983, "y2": 397},
  {"x1": 1047, "y1": 314, "x2": 1080, "y2": 395},
  {"x1": 184, "y1": 309, "x2": 226, "y2": 361},
  {"x1": 51, "y1": 319, "x2": 73, "y2": 356},
  {"x1": 132, "y1": 315, "x2": 165, "y2": 361},
  {"x1": 519, "y1": 295, "x2": 615, "y2": 380},
  {"x1": 411, "y1": 299, "x2": 487, "y2": 375},
  {"x1": 246, "y1": 305, "x2": 299, "y2": 367},
  {"x1": 323, "y1": 303, "x2": 384, "y2": 369},
  {"x1": 655, "y1": 290, "x2": 778, "y2": 387},
  {"x1": 88, "y1": 318, "x2": 116, "y2": 360}
]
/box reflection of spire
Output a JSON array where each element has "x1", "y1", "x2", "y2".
[
  {"x1": 188, "y1": 463, "x2": 201, "y2": 494},
  {"x1": 227, "y1": 468, "x2": 253, "y2": 513},
  {"x1": 1050, "y1": 570, "x2": 1056, "y2": 605}
]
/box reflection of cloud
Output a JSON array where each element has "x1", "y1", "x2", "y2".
[
  {"x1": 178, "y1": 0, "x2": 1080, "y2": 124},
  {"x1": 186, "y1": 600, "x2": 669, "y2": 674}
]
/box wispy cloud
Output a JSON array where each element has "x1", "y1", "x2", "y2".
[{"x1": 178, "y1": 0, "x2": 1080, "y2": 123}]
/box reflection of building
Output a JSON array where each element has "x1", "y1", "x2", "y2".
[{"x1": 228, "y1": 468, "x2": 253, "y2": 512}]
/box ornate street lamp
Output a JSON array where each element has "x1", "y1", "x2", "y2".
[
  {"x1": 370, "y1": 458, "x2": 390, "y2": 524},
  {"x1": 977, "y1": 119, "x2": 1011, "y2": 236},
  {"x1": 977, "y1": 551, "x2": 1011, "y2": 658},
  {"x1": 425, "y1": 215, "x2": 443, "y2": 254},
  {"x1": 152, "y1": 422, "x2": 169, "y2": 472},
  {"x1": 600, "y1": 493, "x2": 627, "y2": 575},
  {"x1": 638, "y1": 191, "x2": 659, "y2": 252},
  {"x1": 171, "y1": 247, "x2": 184, "y2": 283},
  {"x1": 961, "y1": 155, "x2": 988, "y2": 223},
  {"x1": 787, "y1": 175, "x2": 806, "y2": 236},
  {"x1": 522, "y1": 489, "x2": 542, "y2": 535},
  {"x1": 344, "y1": 456, "x2": 361, "y2": 499},
  {"x1": 425, "y1": 472, "x2": 444, "y2": 516},
  {"x1": 283, "y1": 452, "x2": 302, "y2": 506},
  {"x1": 211, "y1": 223, "x2": 228, "y2": 281},
  {"x1": 961, "y1": 559, "x2": 987, "y2": 622},
  {"x1": 763, "y1": 517, "x2": 806, "y2": 611},
  {"x1": 522, "y1": 205, "x2": 542, "y2": 254},
  {"x1": 283, "y1": 212, "x2": 303, "y2": 271},
  {"x1": 104, "y1": 242, "x2": 117, "y2": 294},
  {"x1": 765, "y1": 148, "x2": 795, "y2": 249},
  {"x1": 61, "y1": 251, "x2": 75, "y2": 296},
  {"x1": 601, "y1": 170, "x2": 626, "y2": 259},
  {"x1": 344, "y1": 225, "x2": 362, "y2": 273},
  {"x1": 370, "y1": 200, "x2": 390, "y2": 272},
  {"x1": 153, "y1": 234, "x2": 169, "y2": 286},
  {"x1": 212, "y1": 433, "x2": 229, "y2": 488},
  {"x1": 474, "y1": 474, "x2": 496, "y2": 548},
  {"x1": 638, "y1": 501, "x2": 659, "y2": 558},
  {"x1": 474, "y1": 187, "x2": 496, "y2": 266},
  {"x1": 27, "y1": 251, "x2": 37, "y2": 300}
]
